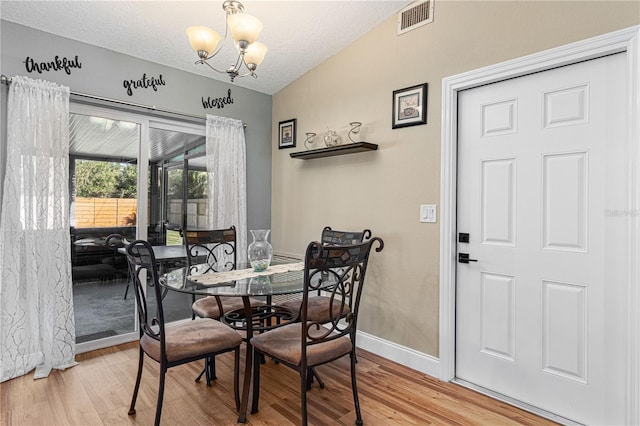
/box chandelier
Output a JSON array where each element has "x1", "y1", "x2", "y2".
[{"x1": 186, "y1": 1, "x2": 267, "y2": 82}]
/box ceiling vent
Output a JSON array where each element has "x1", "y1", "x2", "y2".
[{"x1": 397, "y1": 0, "x2": 434, "y2": 35}]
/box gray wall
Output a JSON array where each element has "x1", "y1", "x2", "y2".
[{"x1": 0, "y1": 20, "x2": 272, "y2": 239}]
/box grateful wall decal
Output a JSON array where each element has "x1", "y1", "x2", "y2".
[
  {"x1": 24, "y1": 55, "x2": 82, "y2": 75},
  {"x1": 123, "y1": 73, "x2": 166, "y2": 96}
]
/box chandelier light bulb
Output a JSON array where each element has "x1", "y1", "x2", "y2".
[
  {"x1": 186, "y1": 26, "x2": 221, "y2": 58},
  {"x1": 244, "y1": 42, "x2": 268, "y2": 68},
  {"x1": 228, "y1": 13, "x2": 263, "y2": 46}
]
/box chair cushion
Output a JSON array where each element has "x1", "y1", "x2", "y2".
[
  {"x1": 277, "y1": 296, "x2": 350, "y2": 323},
  {"x1": 192, "y1": 296, "x2": 265, "y2": 319},
  {"x1": 250, "y1": 322, "x2": 352, "y2": 367},
  {"x1": 140, "y1": 319, "x2": 243, "y2": 363}
]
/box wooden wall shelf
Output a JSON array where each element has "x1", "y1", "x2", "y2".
[{"x1": 289, "y1": 142, "x2": 378, "y2": 160}]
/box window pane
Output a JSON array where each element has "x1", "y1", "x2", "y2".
[{"x1": 69, "y1": 113, "x2": 139, "y2": 344}]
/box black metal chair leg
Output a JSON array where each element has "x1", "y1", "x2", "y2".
[
  {"x1": 205, "y1": 357, "x2": 211, "y2": 386},
  {"x1": 306, "y1": 368, "x2": 314, "y2": 390},
  {"x1": 194, "y1": 356, "x2": 217, "y2": 386},
  {"x1": 234, "y1": 349, "x2": 241, "y2": 412},
  {"x1": 250, "y1": 350, "x2": 261, "y2": 414},
  {"x1": 195, "y1": 362, "x2": 207, "y2": 383},
  {"x1": 301, "y1": 367, "x2": 309, "y2": 426},
  {"x1": 310, "y1": 367, "x2": 325, "y2": 389},
  {"x1": 128, "y1": 347, "x2": 144, "y2": 415},
  {"x1": 191, "y1": 294, "x2": 196, "y2": 320},
  {"x1": 208, "y1": 355, "x2": 217, "y2": 381},
  {"x1": 155, "y1": 365, "x2": 167, "y2": 426},
  {"x1": 350, "y1": 352, "x2": 363, "y2": 426}
]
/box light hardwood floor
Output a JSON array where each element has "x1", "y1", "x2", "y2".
[{"x1": 1, "y1": 342, "x2": 557, "y2": 425}]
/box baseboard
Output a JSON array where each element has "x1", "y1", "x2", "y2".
[
  {"x1": 75, "y1": 319, "x2": 441, "y2": 381},
  {"x1": 273, "y1": 250, "x2": 302, "y2": 260},
  {"x1": 355, "y1": 329, "x2": 440, "y2": 378}
]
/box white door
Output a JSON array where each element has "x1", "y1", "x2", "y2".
[{"x1": 456, "y1": 53, "x2": 627, "y2": 425}]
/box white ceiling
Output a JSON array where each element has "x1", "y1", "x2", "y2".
[{"x1": 1, "y1": 0, "x2": 412, "y2": 95}]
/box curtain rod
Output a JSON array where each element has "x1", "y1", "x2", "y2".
[{"x1": 0, "y1": 75, "x2": 247, "y2": 129}]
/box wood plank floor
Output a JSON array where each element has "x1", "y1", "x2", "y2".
[{"x1": 1, "y1": 342, "x2": 557, "y2": 425}]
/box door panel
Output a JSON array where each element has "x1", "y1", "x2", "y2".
[
  {"x1": 456, "y1": 53, "x2": 627, "y2": 425},
  {"x1": 69, "y1": 113, "x2": 140, "y2": 343}
]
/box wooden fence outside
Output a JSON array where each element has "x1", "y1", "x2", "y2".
[
  {"x1": 73, "y1": 198, "x2": 209, "y2": 229},
  {"x1": 74, "y1": 198, "x2": 137, "y2": 228}
]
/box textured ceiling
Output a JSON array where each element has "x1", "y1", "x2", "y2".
[{"x1": 1, "y1": 0, "x2": 412, "y2": 95}]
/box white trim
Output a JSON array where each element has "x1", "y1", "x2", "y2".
[
  {"x1": 440, "y1": 26, "x2": 639, "y2": 424},
  {"x1": 356, "y1": 330, "x2": 439, "y2": 378},
  {"x1": 273, "y1": 250, "x2": 303, "y2": 260},
  {"x1": 76, "y1": 332, "x2": 138, "y2": 354}
]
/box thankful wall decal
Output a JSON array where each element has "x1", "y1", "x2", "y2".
[{"x1": 24, "y1": 55, "x2": 82, "y2": 75}]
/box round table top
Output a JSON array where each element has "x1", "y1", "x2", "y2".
[{"x1": 161, "y1": 262, "x2": 335, "y2": 298}]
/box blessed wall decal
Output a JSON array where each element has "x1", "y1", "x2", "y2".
[
  {"x1": 24, "y1": 55, "x2": 82, "y2": 75},
  {"x1": 123, "y1": 73, "x2": 166, "y2": 96},
  {"x1": 202, "y1": 89, "x2": 234, "y2": 109}
]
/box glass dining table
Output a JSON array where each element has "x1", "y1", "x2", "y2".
[{"x1": 160, "y1": 259, "x2": 336, "y2": 423}]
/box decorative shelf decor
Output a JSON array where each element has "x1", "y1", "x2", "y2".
[{"x1": 290, "y1": 142, "x2": 378, "y2": 160}]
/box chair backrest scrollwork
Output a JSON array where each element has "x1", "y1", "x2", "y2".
[
  {"x1": 182, "y1": 226, "x2": 237, "y2": 275},
  {"x1": 126, "y1": 240, "x2": 165, "y2": 346},
  {"x1": 301, "y1": 237, "x2": 384, "y2": 349}
]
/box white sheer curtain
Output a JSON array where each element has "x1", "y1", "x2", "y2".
[
  {"x1": 205, "y1": 115, "x2": 248, "y2": 263},
  {"x1": 0, "y1": 76, "x2": 77, "y2": 382}
]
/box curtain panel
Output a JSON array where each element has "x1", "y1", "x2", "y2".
[
  {"x1": 0, "y1": 76, "x2": 77, "y2": 382},
  {"x1": 205, "y1": 115, "x2": 248, "y2": 263}
]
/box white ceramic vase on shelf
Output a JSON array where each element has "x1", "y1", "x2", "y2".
[{"x1": 247, "y1": 229, "x2": 273, "y2": 272}]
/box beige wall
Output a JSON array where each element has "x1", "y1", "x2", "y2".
[{"x1": 271, "y1": 1, "x2": 639, "y2": 358}]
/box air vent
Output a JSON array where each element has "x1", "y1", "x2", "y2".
[{"x1": 397, "y1": 0, "x2": 434, "y2": 35}]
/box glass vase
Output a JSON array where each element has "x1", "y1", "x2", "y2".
[
  {"x1": 248, "y1": 229, "x2": 273, "y2": 272},
  {"x1": 323, "y1": 128, "x2": 342, "y2": 147}
]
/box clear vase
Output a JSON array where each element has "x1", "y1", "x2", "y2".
[{"x1": 248, "y1": 229, "x2": 273, "y2": 272}]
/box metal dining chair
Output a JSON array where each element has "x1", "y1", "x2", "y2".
[
  {"x1": 182, "y1": 226, "x2": 264, "y2": 385},
  {"x1": 275, "y1": 227, "x2": 372, "y2": 388},
  {"x1": 250, "y1": 237, "x2": 384, "y2": 426},
  {"x1": 125, "y1": 239, "x2": 242, "y2": 426},
  {"x1": 277, "y1": 227, "x2": 372, "y2": 324}
]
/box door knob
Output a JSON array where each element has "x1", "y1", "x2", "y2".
[{"x1": 458, "y1": 253, "x2": 478, "y2": 264}]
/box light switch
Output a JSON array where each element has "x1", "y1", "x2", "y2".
[{"x1": 420, "y1": 204, "x2": 437, "y2": 223}]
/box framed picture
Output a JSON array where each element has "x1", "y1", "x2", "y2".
[
  {"x1": 278, "y1": 118, "x2": 297, "y2": 149},
  {"x1": 392, "y1": 83, "x2": 427, "y2": 129}
]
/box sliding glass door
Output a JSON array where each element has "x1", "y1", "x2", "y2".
[{"x1": 69, "y1": 104, "x2": 206, "y2": 350}]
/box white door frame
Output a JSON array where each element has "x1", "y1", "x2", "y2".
[{"x1": 439, "y1": 26, "x2": 640, "y2": 424}]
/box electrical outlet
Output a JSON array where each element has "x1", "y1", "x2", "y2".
[{"x1": 420, "y1": 204, "x2": 436, "y2": 223}]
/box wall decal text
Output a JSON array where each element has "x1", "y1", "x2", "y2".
[
  {"x1": 24, "y1": 55, "x2": 82, "y2": 75},
  {"x1": 202, "y1": 89, "x2": 234, "y2": 109},
  {"x1": 123, "y1": 73, "x2": 166, "y2": 96}
]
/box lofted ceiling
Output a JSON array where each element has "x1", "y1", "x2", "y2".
[{"x1": 1, "y1": 0, "x2": 412, "y2": 96}]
